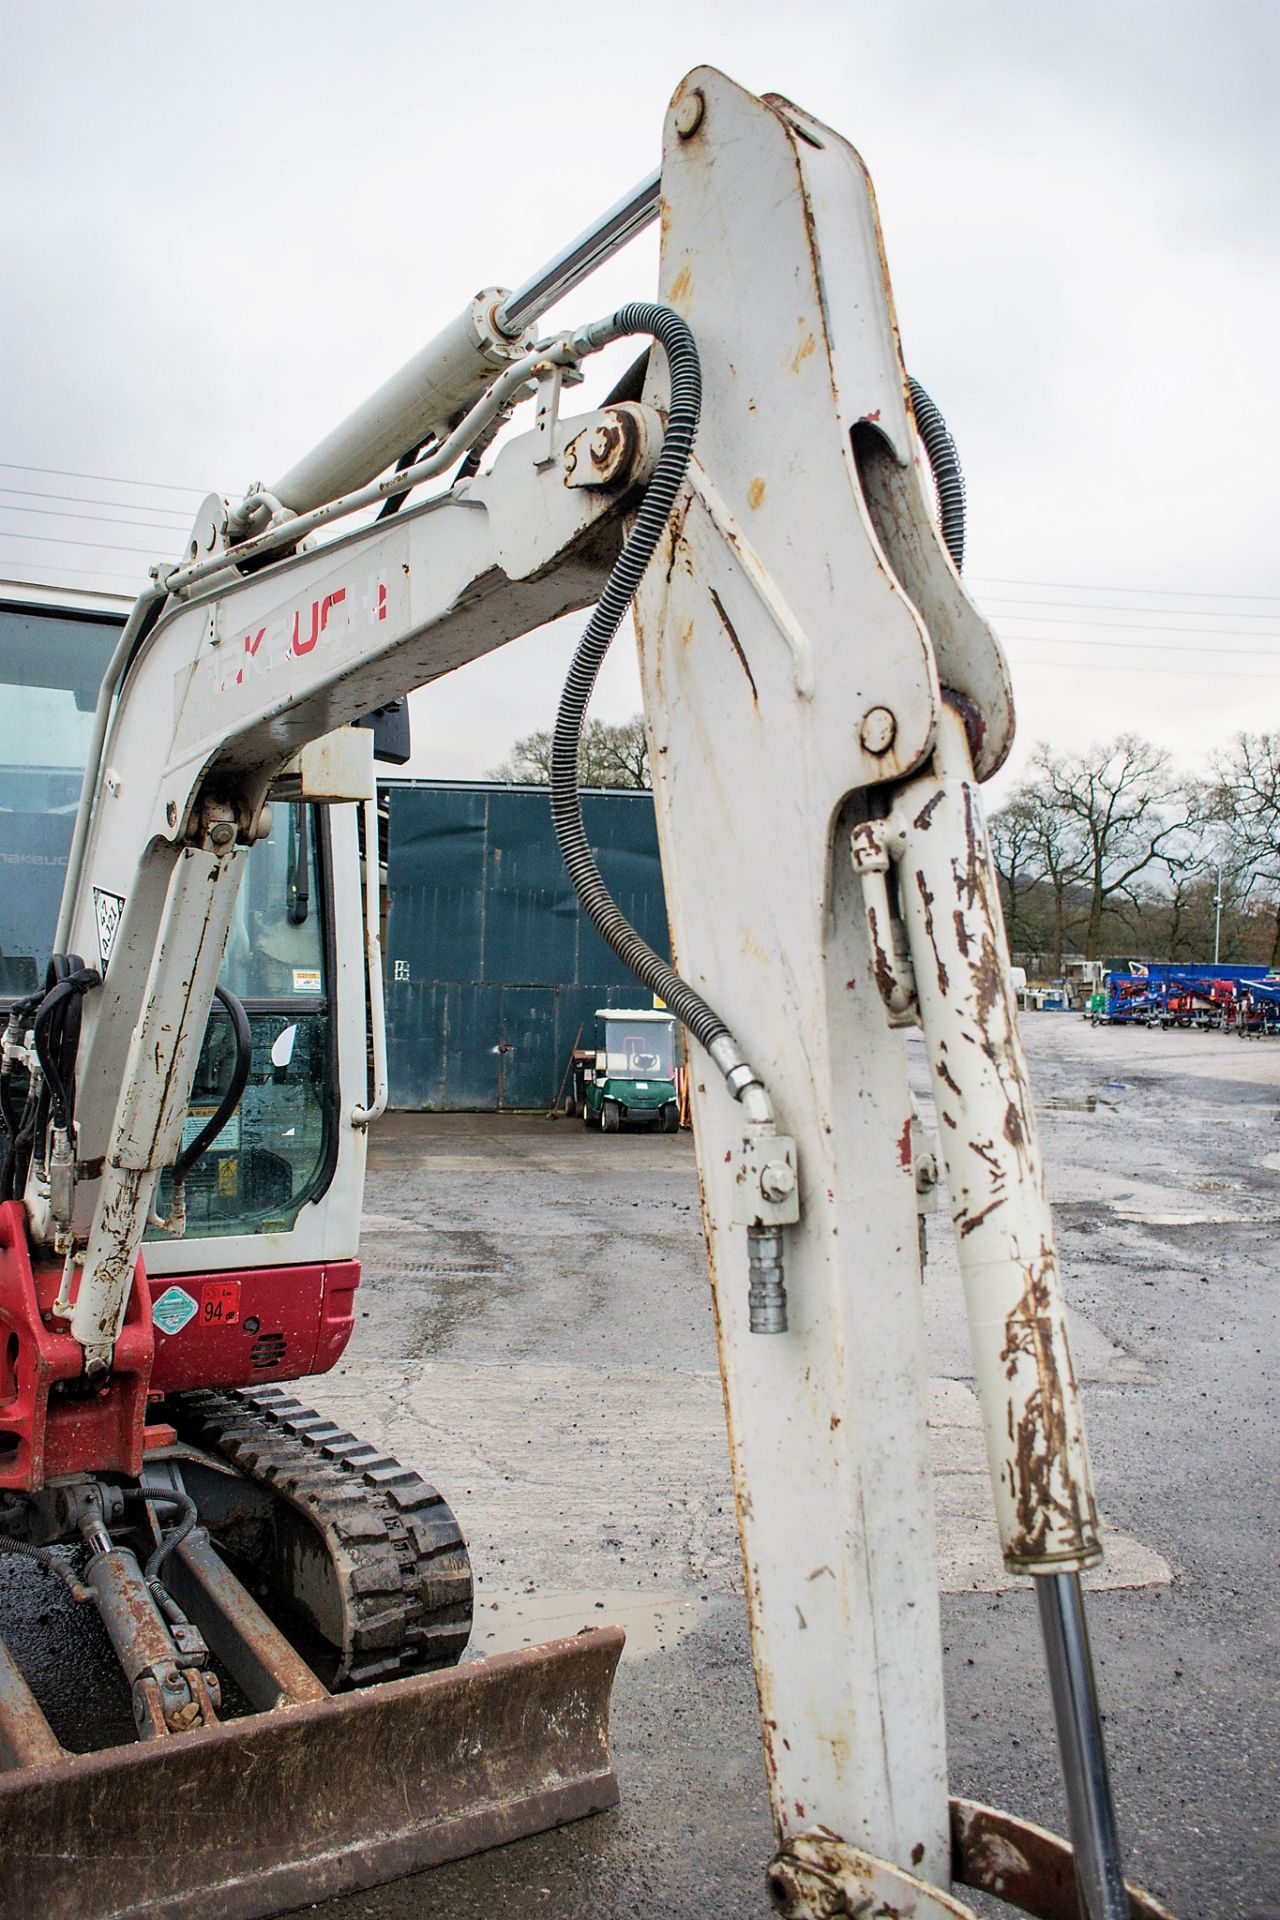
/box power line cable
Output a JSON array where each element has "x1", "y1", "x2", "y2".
[
  {"x1": 999, "y1": 631, "x2": 1279, "y2": 660},
  {"x1": 0, "y1": 531, "x2": 167, "y2": 558},
  {"x1": 971, "y1": 574, "x2": 1280, "y2": 605},
  {"x1": 1013, "y1": 660, "x2": 1280, "y2": 683},
  {"x1": 0, "y1": 484, "x2": 192, "y2": 519},
  {"x1": 0, "y1": 504, "x2": 194, "y2": 534},
  {"x1": 990, "y1": 613, "x2": 1279, "y2": 639},
  {"x1": 0, "y1": 564, "x2": 143, "y2": 586},
  {"x1": 0, "y1": 461, "x2": 205, "y2": 496},
  {"x1": 983, "y1": 595, "x2": 1280, "y2": 623}
]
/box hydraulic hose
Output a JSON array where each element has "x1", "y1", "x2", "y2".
[
  {"x1": 0, "y1": 1534, "x2": 90, "y2": 1602},
  {"x1": 171, "y1": 985, "x2": 252, "y2": 1183},
  {"x1": 140, "y1": 1486, "x2": 200, "y2": 1580},
  {"x1": 32, "y1": 959, "x2": 100, "y2": 1134},
  {"x1": 550, "y1": 304, "x2": 770, "y2": 1115},
  {"x1": 908, "y1": 376, "x2": 966, "y2": 572}
]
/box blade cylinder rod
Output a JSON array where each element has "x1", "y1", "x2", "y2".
[{"x1": 1036, "y1": 1571, "x2": 1129, "y2": 1920}]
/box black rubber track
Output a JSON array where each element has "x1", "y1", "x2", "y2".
[{"x1": 167, "y1": 1384, "x2": 472, "y2": 1687}]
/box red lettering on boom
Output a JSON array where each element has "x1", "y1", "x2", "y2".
[
  {"x1": 291, "y1": 588, "x2": 347, "y2": 657},
  {"x1": 235, "y1": 628, "x2": 266, "y2": 686}
]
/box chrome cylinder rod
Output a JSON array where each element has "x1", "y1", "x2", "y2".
[
  {"x1": 494, "y1": 168, "x2": 661, "y2": 337},
  {"x1": 1035, "y1": 1571, "x2": 1129, "y2": 1920}
]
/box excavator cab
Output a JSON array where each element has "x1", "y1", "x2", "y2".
[
  {"x1": 0, "y1": 588, "x2": 621, "y2": 1918},
  {"x1": 0, "y1": 588, "x2": 362, "y2": 1387}
]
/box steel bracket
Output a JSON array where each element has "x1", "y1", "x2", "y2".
[{"x1": 728, "y1": 1126, "x2": 800, "y2": 1228}]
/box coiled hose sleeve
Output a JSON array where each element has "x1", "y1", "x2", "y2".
[
  {"x1": 550, "y1": 304, "x2": 768, "y2": 1111},
  {"x1": 908, "y1": 376, "x2": 966, "y2": 572}
]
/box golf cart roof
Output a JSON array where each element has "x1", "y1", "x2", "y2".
[{"x1": 596, "y1": 1008, "x2": 674, "y2": 1023}]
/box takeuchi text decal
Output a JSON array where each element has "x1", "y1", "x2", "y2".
[{"x1": 221, "y1": 573, "x2": 391, "y2": 694}]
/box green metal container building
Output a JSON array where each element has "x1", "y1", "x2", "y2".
[{"x1": 382, "y1": 782, "x2": 670, "y2": 1110}]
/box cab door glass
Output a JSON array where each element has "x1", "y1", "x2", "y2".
[{"x1": 149, "y1": 804, "x2": 336, "y2": 1241}]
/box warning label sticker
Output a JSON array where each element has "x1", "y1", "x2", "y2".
[
  {"x1": 152, "y1": 1286, "x2": 198, "y2": 1336},
  {"x1": 93, "y1": 888, "x2": 125, "y2": 972}
]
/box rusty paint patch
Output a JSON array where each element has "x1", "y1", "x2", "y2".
[
  {"x1": 936, "y1": 1058, "x2": 962, "y2": 1099},
  {"x1": 865, "y1": 905, "x2": 898, "y2": 1007},
  {"x1": 914, "y1": 872, "x2": 948, "y2": 995},
  {"x1": 897, "y1": 1121, "x2": 911, "y2": 1170},
  {"x1": 912, "y1": 791, "x2": 943, "y2": 832},
  {"x1": 747, "y1": 477, "x2": 766, "y2": 510},
  {"x1": 956, "y1": 1196, "x2": 1006, "y2": 1238},
  {"x1": 787, "y1": 332, "x2": 817, "y2": 374},
  {"x1": 952, "y1": 1797, "x2": 1179, "y2": 1918},
  {"x1": 998, "y1": 1247, "x2": 1097, "y2": 1560},
  {"x1": 708, "y1": 588, "x2": 758, "y2": 701},
  {"x1": 669, "y1": 265, "x2": 693, "y2": 307}
]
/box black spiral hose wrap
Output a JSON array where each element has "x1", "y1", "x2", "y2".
[
  {"x1": 550, "y1": 304, "x2": 739, "y2": 1063},
  {"x1": 908, "y1": 377, "x2": 966, "y2": 573}
]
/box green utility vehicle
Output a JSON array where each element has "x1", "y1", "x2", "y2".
[{"x1": 570, "y1": 1008, "x2": 680, "y2": 1133}]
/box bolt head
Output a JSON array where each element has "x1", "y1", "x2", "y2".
[
  {"x1": 674, "y1": 89, "x2": 705, "y2": 138},
  {"x1": 760, "y1": 1160, "x2": 796, "y2": 1202}
]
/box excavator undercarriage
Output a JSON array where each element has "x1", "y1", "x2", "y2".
[{"x1": 0, "y1": 1386, "x2": 622, "y2": 1920}]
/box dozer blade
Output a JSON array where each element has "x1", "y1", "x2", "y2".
[{"x1": 0, "y1": 1625, "x2": 623, "y2": 1920}]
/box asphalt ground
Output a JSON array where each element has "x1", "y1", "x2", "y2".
[
  {"x1": 2, "y1": 1017, "x2": 1274, "y2": 1918},
  {"x1": 297, "y1": 1016, "x2": 1278, "y2": 1920}
]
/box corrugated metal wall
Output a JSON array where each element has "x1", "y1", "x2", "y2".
[{"x1": 382, "y1": 783, "x2": 670, "y2": 1110}]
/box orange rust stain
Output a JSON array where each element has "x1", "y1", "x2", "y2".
[
  {"x1": 747, "y1": 477, "x2": 767, "y2": 510},
  {"x1": 897, "y1": 1120, "x2": 912, "y2": 1169},
  {"x1": 679, "y1": 619, "x2": 695, "y2": 648},
  {"x1": 669, "y1": 265, "x2": 693, "y2": 306},
  {"x1": 788, "y1": 332, "x2": 817, "y2": 374}
]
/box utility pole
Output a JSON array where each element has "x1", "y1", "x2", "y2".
[{"x1": 1213, "y1": 864, "x2": 1224, "y2": 965}]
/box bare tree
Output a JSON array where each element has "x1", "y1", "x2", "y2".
[
  {"x1": 988, "y1": 787, "x2": 1046, "y2": 958},
  {"x1": 1208, "y1": 731, "x2": 1280, "y2": 964},
  {"x1": 489, "y1": 715, "x2": 651, "y2": 789},
  {"x1": 1024, "y1": 783, "x2": 1089, "y2": 974},
  {"x1": 1030, "y1": 735, "x2": 1193, "y2": 961}
]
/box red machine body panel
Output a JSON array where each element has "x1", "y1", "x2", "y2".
[
  {"x1": 146, "y1": 1260, "x2": 359, "y2": 1393},
  {"x1": 0, "y1": 1200, "x2": 153, "y2": 1490},
  {"x1": 0, "y1": 1190, "x2": 358, "y2": 1489}
]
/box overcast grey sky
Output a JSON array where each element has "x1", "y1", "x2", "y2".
[{"x1": 2, "y1": 0, "x2": 1277, "y2": 795}]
